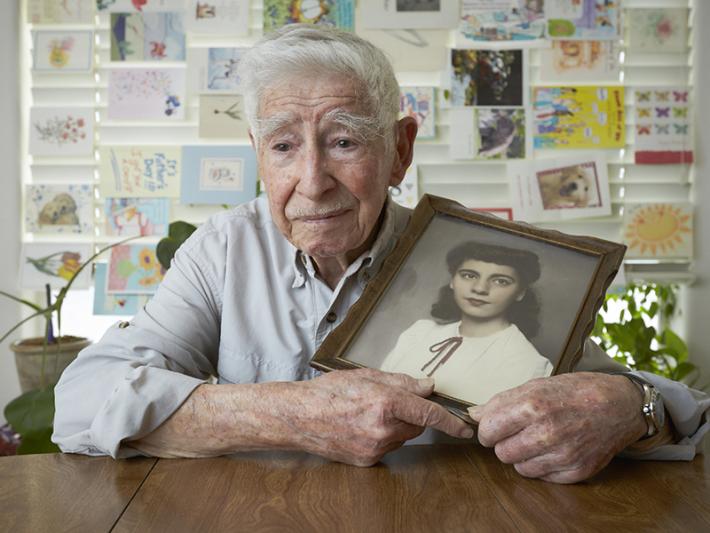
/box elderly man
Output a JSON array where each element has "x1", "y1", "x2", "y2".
[{"x1": 53, "y1": 25, "x2": 708, "y2": 484}]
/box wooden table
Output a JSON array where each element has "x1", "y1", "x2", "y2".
[{"x1": 1, "y1": 444, "x2": 708, "y2": 532}]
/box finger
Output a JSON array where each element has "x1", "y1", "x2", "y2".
[
  {"x1": 473, "y1": 394, "x2": 538, "y2": 448},
  {"x1": 390, "y1": 394, "x2": 474, "y2": 439},
  {"x1": 493, "y1": 426, "x2": 553, "y2": 465},
  {"x1": 513, "y1": 452, "x2": 563, "y2": 479},
  {"x1": 359, "y1": 368, "x2": 435, "y2": 397}
]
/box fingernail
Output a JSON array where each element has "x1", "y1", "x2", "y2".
[
  {"x1": 468, "y1": 406, "x2": 482, "y2": 420},
  {"x1": 460, "y1": 427, "x2": 474, "y2": 439},
  {"x1": 418, "y1": 377, "x2": 434, "y2": 389}
]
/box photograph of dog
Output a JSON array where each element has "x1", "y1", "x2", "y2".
[
  {"x1": 536, "y1": 163, "x2": 601, "y2": 210},
  {"x1": 38, "y1": 193, "x2": 80, "y2": 226}
]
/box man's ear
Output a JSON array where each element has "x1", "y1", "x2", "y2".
[
  {"x1": 248, "y1": 130, "x2": 256, "y2": 150},
  {"x1": 388, "y1": 116, "x2": 418, "y2": 188}
]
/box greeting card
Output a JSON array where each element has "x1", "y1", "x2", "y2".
[
  {"x1": 546, "y1": 0, "x2": 620, "y2": 41},
  {"x1": 634, "y1": 87, "x2": 693, "y2": 165},
  {"x1": 93, "y1": 263, "x2": 149, "y2": 316},
  {"x1": 627, "y1": 8, "x2": 688, "y2": 52},
  {"x1": 508, "y1": 154, "x2": 612, "y2": 222},
  {"x1": 185, "y1": 0, "x2": 249, "y2": 35},
  {"x1": 25, "y1": 184, "x2": 94, "y2": 234},
  {"x1": 360, "y1": 0, "x2": 457, "y2": 30},
  {"x1": 110, "y1": 12, "x2": 186, "y2": 61},
  {"x1": 181, "y1": 145, "x2": 257, "y2": 205},
  {"x1": 264, "y1": 0, "x2": 354, "y2": 32},
  {"x1": 97, "y1": 0, "x2": 185, "y2": 11},
  {"x1": 32, "y1": 31, "x2": 93, "y2": 72},
  {"x1": 108, "y1": 244, "x2": 165, "y2": 294},
  {"x1": 538, "y1": 40, "x2": 619, "y2": 83},
  {"x1": 105, "y1": 198, "x2": 170, "y2": 237},
  {"x1": 457, "y1": 0, "x2": 545, "y2": 45},
  {"x1": 29, "y1": 107, "x2": 94, "y2": 157},
  {"x1": 623, "y1": 204, "x2": 693, "y2": 259},
  {"x1": 450, "y1": 49, "x2": 523, "y2": 107},
  {"x1": 28, "y1": 0, "x2": 93, "y2": 24},
  {"x1": 198, "y1": 95, "x2": 249, "y2": 138},
  {"x1": 20, "y1": 243, "x2": 92, "y2": 290},
  {"x1": 108, "y1": 68, "x2": 186, "y2": 120},
  {"x1": 99, "y1": 146, "x2": 181, "y2": 197},
  {"x1": 533, "y1": 86, "x2": 625, "y2": 149},
  {"x1": 400, "y1": 87, "x2": 435, "y2": 140},
  {"x1": 477, "y1": 108, "x2": 525, "y2": 160}
]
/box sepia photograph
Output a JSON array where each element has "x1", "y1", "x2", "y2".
[{"x1": 312, "y1": 195, "x2": 625, "y2": 411}]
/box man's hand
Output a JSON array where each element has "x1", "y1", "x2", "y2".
[
  {"x1": 468, "y1": 372, "x2": 647, "y2": 484},
  {"x1": 287, "y1": 368, "x2": 474, "y2": 466}
]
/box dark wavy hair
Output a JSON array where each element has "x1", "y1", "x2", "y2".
[{"x1": 430, "y1": 241, "x2": 541, "y2": 338}]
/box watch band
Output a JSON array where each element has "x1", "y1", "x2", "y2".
[{"x1": 615, "y1": 372, "x2": 664, "y2": 438}]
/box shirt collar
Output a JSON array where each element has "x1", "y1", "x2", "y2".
[{"x1": 289, "y1": 196, "x2": 411, "y2": 288}]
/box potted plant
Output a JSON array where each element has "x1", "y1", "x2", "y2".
[
  {"x1": 1, "y1": 238, "x2": 135, "y2": 454},
  {"x1": 156, "y1": 220, "x2": 197, "y2": 271},
  {"x1": 592, "y1": 282, "x2": 704, "y2": 387}
]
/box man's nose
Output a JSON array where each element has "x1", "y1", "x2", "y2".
[{"x1": 295, "y1": 144, "x2": 335, "y2": 198}]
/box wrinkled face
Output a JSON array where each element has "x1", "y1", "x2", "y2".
[
  {"x1": 450, "y1": 259, "x2": 525, "y2": 320},
  {"x1": 255, "y1": 74, "x2": 401, "y2": 260}
]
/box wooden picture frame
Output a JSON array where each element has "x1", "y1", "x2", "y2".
[{"x1": 311, "y1": 195, "x2": 625, "y2": 422}]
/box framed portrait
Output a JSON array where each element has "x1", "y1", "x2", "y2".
[{"x1": 311, "y1": 195, "x2": 625, "y2": 422}]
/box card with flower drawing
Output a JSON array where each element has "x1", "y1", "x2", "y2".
[
  {"x1": 107, "y1": 244, "x2": 165, "y2": 294},
  {"x1": 29, "y1": 108, "x2": 94, "y2": 157},
  {"x1": 93, "y1": 262, "x2": 149, "y2": 316},
  {"x1": 32, "y1": 31, "x2": 93, "y2": 72},
  {"x1": 110, "y1": 12, "x2": 185, "y2": 62},
  {"x1": 108, "y1": 68, "x2": 186, "y2": 120},
  {"x1": 20, "y1": 243, "x2": 93, "y2": 290}
]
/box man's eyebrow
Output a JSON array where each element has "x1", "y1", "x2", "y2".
[
  {"x1": 254, "y1": 112, "x2": 300, "y2": 141},
  {"x1": 322, "y1": 109, "x2": 382, "y2": 143}
]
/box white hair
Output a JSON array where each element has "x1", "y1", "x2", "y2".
[{"x1": 237, "y1": 24, "x2": 400, "y2": 151}]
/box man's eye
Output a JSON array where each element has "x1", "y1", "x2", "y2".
[
  {"x1": 336, "y1": 139, "x2": 355, "y2": 148},
  {"x1": 272, "y1": 143, "x2": 290, "y2": 152}
]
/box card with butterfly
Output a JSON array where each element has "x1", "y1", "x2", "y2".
[{"x1": 634, "y1": 87, "x2": 693, "y2": 165}]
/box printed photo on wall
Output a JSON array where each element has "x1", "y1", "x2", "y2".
[
  {"x1": 20, "y1": 242, "x2": 93, "y2": 290},
  {"x1": 457, "y1": 0, "x2": 546, "y2": 45},
  {"x1": 181, "y1": 145, "x2": 257, "y2": 205},
  {"x1": 32, "y1": 31, "x2": 93, "y2": 72},
  {"x1": 29, "y1": 107, "x2": 94, "y2": 157},
  {"x1": 110, "y1": 12, "x2": 186, "y2": 62},
  {"x1": 108, "y1": 244, "x2": 165, "y2": 294},
  {"x1": 389, "y1": 164, "x2": 418, "y2": 209},
  {"x1": 28, "y1": 0, "x2": 94, "y2": 24},
  {"x1": 623, "y1": 203, "x2": 693, "y2": 260},
  {"x1": 25, "y1": 184, "x2": 94, "y2": 234},
  {"x1": 627, "y1": 8, "x2": 688, "y2": 52},
  {"x1": 634, "y1": 87, "x2": 693, "y2": 165},
  {"x1": 508, "y1": 154, "x2": 612, "y2": 222},
  {"x1": 263, "y1": 0, "x2": 354, "y2": 32},
  {"x1": 477, "y1": 108, "x2": 526, "y2": 160},
  {"x1": 546, "y1": 0, "x2": 620, "y2": 41},
  {"x1": 533, "y1": 86, "x2": 625, "y2": 149},
  {"x1": 93, "y1": 262, "x2": 149, "y2": 316},
  {"x1": 360, "y1": 0, "x2": 457, "y2": 30},
  {"x1": 400, "y1": 87, "x2": 435, "y2": 140},
  {"x1": 186, "y1": 0, "x2": 249, "y2": 35},
  {"x1": 450, "y1": 49, "x2": 523, "y2": 107},
  {"x1": 311, "y1": 195, "x2": 625, "y2": 417},
  {"x1": 198, "y1": 95, "x2": 249, "y2": 139},
  {"x1": 99, "y1": 146, "x2": 181, "y2": 197},
  {"x1": 107, "y1": 68, "x2": 186, "y2": 120},
  {"x1": 538, "y1": 40, "x2": 619, "y2": 83},
  {"x1": 105, "y1": 198, "x2": 170, "y2": 237}
]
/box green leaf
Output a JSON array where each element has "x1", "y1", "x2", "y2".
[
  {"x1": 168, "y1": 221, "x2": 197, "y2": 243},
  {"x1": 672, "y1": 362, "x2": 697, "y2": 382},
  {"x1": 4, "y1": 388, "x2": 55, "y2": 436},
  {"x1": 156, "y1": 238, "x2": 181, "y2": 271},
  {"x1": 661, "y1": 328, "x2": 688, "y2": 361},
  {"x1": 17, "y1": 427, "x2": 60, "y2": 455}
]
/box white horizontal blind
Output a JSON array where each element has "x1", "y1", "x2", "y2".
[{"x1": 21, "y1": 0, "x2": 697, "y2": 322}]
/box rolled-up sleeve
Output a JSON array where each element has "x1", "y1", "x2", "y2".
[
  {"x1": 53, "y1": 223, "x2": 225, "y2": 458},
  {"x1": 577, "y1": 339, "x2": 710, "y2": 460}
]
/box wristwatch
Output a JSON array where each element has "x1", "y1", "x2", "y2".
[{"x1": 618, "y1": 373, "x2": 665, "y2": 439}]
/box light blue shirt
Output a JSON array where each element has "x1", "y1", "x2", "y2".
[{"x1": 52, "y1": 196, "x2": 709, "y2": 459}]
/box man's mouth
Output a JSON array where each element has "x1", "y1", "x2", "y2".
[{"x1": 295, "y1": 208, "x2": 350, "y2": 223}]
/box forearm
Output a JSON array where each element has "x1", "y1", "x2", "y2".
[{"x1": 129, "y1": 382, "x2": 301, "y2": 458}]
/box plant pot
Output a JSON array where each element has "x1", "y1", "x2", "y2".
[{"x1": 10, "y1": 336, "x2": 91, "y2": 393}]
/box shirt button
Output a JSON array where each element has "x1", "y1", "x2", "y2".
[{"x1": 325, "y1": 311, "x2": 337, "y2": 323}]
